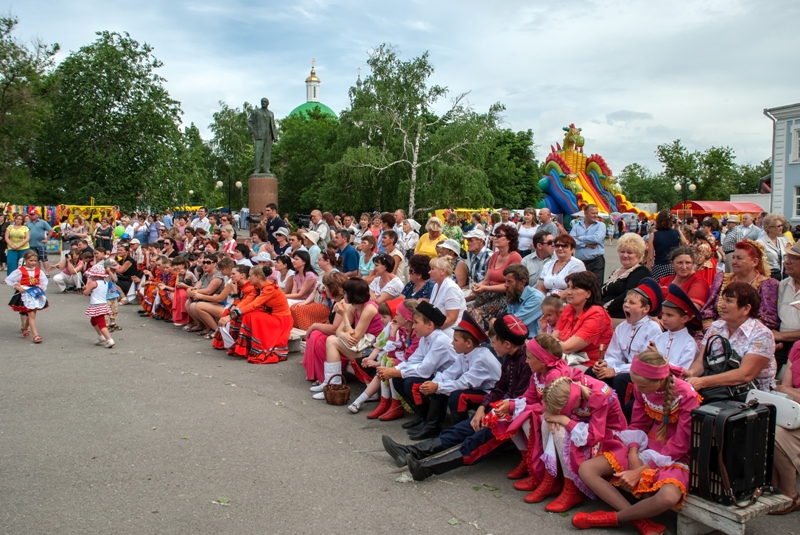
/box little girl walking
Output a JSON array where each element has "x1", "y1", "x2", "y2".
[
  {"x1": 6, "y1": 250, "x2": 48, "y2": 343},
  {"x1": 573, "y1": 350, "x2": 699, "y2": 535},
  {"x1": 83, "y1": 263, "x2": 115, "y2": 348}
]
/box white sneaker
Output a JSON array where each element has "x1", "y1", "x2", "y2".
[
  {"x1": 347, "y1": 402, "x2": 360, "y2": 413},
  {"x1": 104, "y1": 338, "x2": 115, "y2": 348},
  {"x1": 94, "y1": 338, "x2": 106, "y2": 346},
  {"x1": 312, "y1": 391, "x2": 326, "y2": 400}
]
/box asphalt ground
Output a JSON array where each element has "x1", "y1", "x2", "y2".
[{"x1": 0, "y1": 245, "x2": 795, "y2": 535}]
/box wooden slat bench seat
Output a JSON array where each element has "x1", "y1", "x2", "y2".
[{"x1": 677, "y1": 493, "x2": 792, "y2": 535}]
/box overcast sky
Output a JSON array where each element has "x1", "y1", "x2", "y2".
[{"x1": 10, "y1": 0, "x2": 799, "y2": 174}]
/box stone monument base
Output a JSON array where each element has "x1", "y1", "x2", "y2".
[{"x1": 248, "y1": 173, "x2": 277, "y2": 226}]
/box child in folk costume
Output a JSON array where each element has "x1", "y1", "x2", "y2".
[
  {"x1": 213, "y1": 265, "x2": 256, "y2": 355},
  {"x1": 573, "y1": 350, "x2": 699, "y2": 535},
  {"x1": 651, "y1": 284, "x2": 702, "y2": 372},
  {"x1": 537, "y1": 374, "x2": 628, "y2": 513},
  {"x1": 105, "y1": 259, "x2": 122, "y2": 332},
  {"x1": 349, "y1": 299, "x2": 414, "y2": 418},
  {"x1": 154, "y1": 258, "x2": 178, "y2": 320},
  {"x1": 485, "y1": 333, "x2": 575, "y2": 502},
  {"x1": 83, "y1": 263, "x2": 115, "y2": 348},
  {"x1": 171, "y1": 256, "x2": 196, "y2": 326},
  {"x1": 6, "y1": 250, "x2": 48, "y2": 343},
  {"x1": 418, "y1": 311, "x2": 501, "y2": 425},
  {"x1": 138, "y1": 255, "x2": 164, "y2": 317}
]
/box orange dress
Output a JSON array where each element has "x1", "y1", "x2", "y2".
[{"x1": 233, "y1": 281, "x2": 293, "y2": 364}]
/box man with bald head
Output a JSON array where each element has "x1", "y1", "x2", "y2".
[
  {"x1": 309, "y1": 210, "x2": 330, "y2": 249},
  {"x1": 537, "y1": 208, "x2": 559, "y2": 238},
  {"x1": 740, "y1": 213, "x2": 760, "y2": 241}
]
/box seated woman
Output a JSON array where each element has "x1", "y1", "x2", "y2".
[
  {"x1": 186, "y1": 256, "x2": 235, "y2": 337},
  {"x1": 273, "y1": 254, "x2": 295, "y2": 294},
  {"x1": 691, "y1": 231, "x2": 717, "y2": 288},
  {"x1": 284, "y1": 250, "x2": 318, "y2": 306},
  {"x1": 700, "y1": 240, "x2": 779, "y2": 331},
  {"x1": 358, "y1": 234, "x2": 377, "y2": 282},
  {"x1": 428, "y1": 256, "x2": 467, "y2": 336},
  {"x1": 52, "y1": 250, "x2": 85, "y2": 292},
  {"x1": 213, "y1": 265, "x2": 255, "y2": 351},
  {"x1": 436, "y1": 239, "x2": 469, "y2": 289},
  {"x1": 310, "y1": 279, "x2": 384, "y2": 398},
  {"x1": 369, "y1": 254, "x2": 404, "y2": 305},
  {"x1": 114, "y1": 244, "x2": 142, "y2": 304},
  {"x1": 301, "y1": 272, "x2": 349, "y2": 383},
  {"x1": 171, "y1": 256, "x2": 196, "y2": 326},
  {"x1": 657, "y1": 246, "x2": 710, "y2": 309},
  {"x1": 769, "y1": 343, "x2": 800, "y2": 514},
  {"x1": 402, "y1": 253, "x2": 435, "y2": 300},
  {"x1": 182, "y1": 254, "x2": 226, "y2": 335},
  {"x1": 467, "y1": 225, "x2": 522, "y2": 331},
  {"x1": 290, "y1": 253, "x2": 341, "y2": 331},
  {"x1": 414, "y1": 216, "x2": 447, "y2": 258},
  {"x1": 553, "y1": 271, "x2": 614, "y2": 368},
  {"x1": 601, "y1": 233, "x2": 651, "y2": 321},
  {"x1": 687, "y1": 282, "x2": 776, "y2": 393},
  {"x1": 230, "y1": 266, "x2": 293, "y2": 364},
  {"x1": 536, "y1": 234, "x2": 585, "y2": 297}
]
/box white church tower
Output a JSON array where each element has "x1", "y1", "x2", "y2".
[{"x1": 305, "y1": 58, "x2": 320, "y2": 102}]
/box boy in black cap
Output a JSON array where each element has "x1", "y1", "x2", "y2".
[
  {"x1": 381, "y1": 312, "x2": 532, "y2": 481},
  {"x1": 377, "y1": 302, "x2": 457, "y2": 440},
  {"x1": 650, "y1": 283, "x2": 702, "y2": 372}
]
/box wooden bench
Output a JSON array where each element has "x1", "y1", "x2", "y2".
[
  {"x1": 288, "y1": 328, "x2": 306, "y2": 354},
  {"x1": 677, "y1": 493, "x2": 792, "y2": 535}
]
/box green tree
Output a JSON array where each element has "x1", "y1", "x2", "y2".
[
  {"x1": 617, "y1": 163, "x2": 679, "y2": 211},
  {"x1": 178, "y1": 123, "x2": 214, "y2": 208},
  {"x1": 208, "y1": 101, "x2": 254, "y2": 209},
  {"x1": 273, "y1": 107, "x2": 340, "y2": 215},
  {"x1": 0, "y1": 16, "x2": 59, "y2": 201},
  {"x1": 328, "y1": 44, "x2": 502, "y2": 216},
  {"x1": 736, "y1": 158, "x2": 771, "y2": 195},
  {"x1": 484, "y1": 129, "x2": 541, "y2": 209},
  {"x1": 36, "y1": 31, "x2": 184, "y2": 209}
]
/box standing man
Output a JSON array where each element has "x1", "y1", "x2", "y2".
[
  {"x1": 162, "y1": 210, "x2": 173, "y2": 231},
  {"x1": 537, "y1": 208, "x2": 559, "y2": 238},
  {"x1": 570, "y1": 204, "x2": 606, "y2": 283},
  {"x1": 342, "y1": 215, "x2": 357, "y2": 234},
  {"x1": 774, "y1": 242, "x2": 800, "y2": 370},
  {"x1": 309, "y1": 210, "x2": 330, "y2": 250},
  {"x1": 263, "y1": 203, "x2": 287, "y2": 250},
  {"x1": 721, "y1": 215, "x2": 743, "y2": 273},
  {"x1": 191, "y1": 207, "x2": 210, "y2": 232},
  {"x1": 521, "y1": 230, "x2": 556, "y2": 288},
  {"x1": 26, "y1": 208, "x2": 53, "y2": 272},
  {"x1": 740, "y1": 213, "x2": 760, "y2": 241},
  {"x1": 464, "y1": 229, "x2": 491, "y2": 284},
  {"x1": 247, "y1": 97, "x2": 278, "y2": 174},
  {"x1": 393, "y1": 209, "x2": 407, "y2": 247}
]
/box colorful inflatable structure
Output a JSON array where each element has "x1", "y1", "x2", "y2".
[{"x1": 538, "y1": 124, "x2": 646, "y2": 220}]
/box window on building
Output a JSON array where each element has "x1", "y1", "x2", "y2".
[
  {"x1": 314, "y1": 87, "x2": 317, "y2": 99},
  {"x1": 793, "y1": 127, "x2": 800, "y2": 163},
  {"x1": 795, "y1": 186, "x2": 800, "y2": 217}
]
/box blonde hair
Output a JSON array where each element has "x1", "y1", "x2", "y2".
[
  {"x1": 426, "y1": 216, "x2": 443, "y2": 232},
  {"x1": 534, "y1": 333, "x2": 563, "y2": 359},
  {"x1": 616, "y1": 233, "x2": 646, "y2": 262},
  {"x1": 429, "y1": 255, "x2": 454, "y2": 276},
  {"x1": 635, "y1": 350, "x2": 674, "y2": 442},
  {"x1": 543, "y1": 376, "x2": 590, "y2": 414},
  {"x1": 402, "y1": 299, "x2": 419, "y2": 315},
  {"x1": 221, "y1": 224, "x2": 234, "y2": 235}
]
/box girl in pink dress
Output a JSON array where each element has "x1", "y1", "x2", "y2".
[
  {"x1": 537, "y1": 373, "x2": 627, "y2": 513},
  {"x1": 572, "y1": 350, "x2": 699, "y2": 535}
]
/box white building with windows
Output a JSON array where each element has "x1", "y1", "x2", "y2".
[{"x1": 765, "y1": 103, "x2": 800, "y2": 222}]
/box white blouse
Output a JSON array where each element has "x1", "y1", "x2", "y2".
[
  {"x1": 539, "y1": 256, "x2": 585, "y2": 295},
  {"x1": 430, "y1": 277, "x2": 467, "y2": 337},
  {"x1": 369, "y1": 275, "x2": 404, "y2": 299}
]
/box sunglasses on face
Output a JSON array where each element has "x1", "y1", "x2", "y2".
[
  {"x1": 542, "y1": 240, "x2": 555, "y2": 246},
  {"x1": 492, "y1": 233, "x2": 506, "y2": 238},
  {"x1": 555, "y1": 243, "x2": 569, "y2": 248},
  {"x1": 408, "y1": 270, "x2": 417, "y2": 275},
  {"x1": 202, "y1": 260, "x2": 215, "y2": 265}
]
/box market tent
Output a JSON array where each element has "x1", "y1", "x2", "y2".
[{"x1": 671, "y1": 200, "x2": 766, "y2": 219}]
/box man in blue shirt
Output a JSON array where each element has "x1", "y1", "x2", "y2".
[
  {"x1": 162, "y1": 210, "x2": 173, "y2": 230},
  {"x1": 334, "y1": 229, "x2": 359, "y2": 278},
  {"x1": 26, "y1": 208, "x2": 53, "y2": 272},
  {"x1": 570, "y1": 204, "x2": 606, "y2": 283},
  {"x1": 502, "y1": 264, "x2": 544, "y2": 336}
]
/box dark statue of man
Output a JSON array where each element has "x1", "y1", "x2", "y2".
[{"x1": 247, "y1": 97, "x2": 278, "y2": 174}]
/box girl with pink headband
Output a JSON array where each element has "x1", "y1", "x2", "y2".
[
  {"x1": 537, "y1": 371, "x2": 627, "y2": 514},
  {"x1": 483, "y1": 333, "x2": 577, "y2": 503},
  {"x1": 572, "y1": 350, "x2": 700, "y2": 535}
]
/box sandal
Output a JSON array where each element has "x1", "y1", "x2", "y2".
[
  {"x1": 198, "y1": 329, "x2": 211, "y2": 336},
  {"x1": 21, "y1": 327, "x2": 30, "y2": 339},
  {"x1": 203, "y1": 332, "x2": 215, "y2": 339},
  {"x1": 33, "y1": 335, "x2": 43, "y2": 344},
  {"x1": 770, "y1": 494, "x2": 800, "y2": 515}
]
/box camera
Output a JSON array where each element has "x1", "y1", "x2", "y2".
[
  {"x1": 295, "y1": 214, "x2": 311, "y2": 228},
  {"x1": 247, "y1": 213, "x2": 263, "y2": 224}
]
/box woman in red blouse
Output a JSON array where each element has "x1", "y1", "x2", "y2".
[
  {"x1": 657, "y1": 246, "x2": 709, "y2": 309},
  {"x1": 554, "y1": 271, "x2": 613, "y2": 367}
]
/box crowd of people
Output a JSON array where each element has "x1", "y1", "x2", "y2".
[{"x1": 3, "y1": 201, "x2": 800, "y2": 530}]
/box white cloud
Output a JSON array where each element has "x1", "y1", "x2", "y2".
[{"x1": 11, "y1": 0, "x2": 799, "y2": 175}]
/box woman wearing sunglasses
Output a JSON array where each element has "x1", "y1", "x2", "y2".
[
  {"x1": 537, "y1": 234, "x2": 585, "y2": 297},
  {"x1": 466, "y1": 226, "x2": 522, "y2": 330}
]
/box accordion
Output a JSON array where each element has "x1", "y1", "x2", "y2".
[{"x1": 690, "y1": 400, "x2": 775, "y2": 505}]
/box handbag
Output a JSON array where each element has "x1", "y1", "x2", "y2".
[
  {"x1": 698, "y1": 334, "x2": 757, "y2": 404},
  {"x1": 746, "y1": 389, "x2": 800, "y2": 429},
  {"x1": 338, "y1": 333, "x2": 375, "y2": 353}
]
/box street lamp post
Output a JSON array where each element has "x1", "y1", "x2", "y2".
[{"x1": 674, "y1": 178, "x2": 696, "y2": 222}]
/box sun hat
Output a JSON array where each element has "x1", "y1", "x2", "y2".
[
  {"x1": 255, "y1": 251, "x2": 273, "y2": 263},
  {"x1": 437, "y1": 239, "x2": 462, "y2": 254}
]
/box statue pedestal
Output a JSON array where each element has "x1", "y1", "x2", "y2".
[{"x1": 248, "y1": 173, "x2": 277, "y2": 225}]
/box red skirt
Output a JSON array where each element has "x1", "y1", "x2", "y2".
[
  {"x1": 172, "y1": 289, "x2": 190, "y2": 325},
  {"x1": 300, "y1": 331, "x2": 372, "y2": 384},
  {"x1": 234, "y1": 311, "x2": 292, "y2": 364}
]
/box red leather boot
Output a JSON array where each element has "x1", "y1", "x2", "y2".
[
  {"x1": 630, "y1": 519, "x2": 667, "y2": 535},
  {"x1": 524, "y1": 471, "x2": 563, "y2": 503},
  {"x1": 545, "y1": 478, "x2": 584, "y2": 512},
  {"x1": 513, "y1": 475, "x2": 539, "y2": 492},
  {"x1": 378, "y1": 399, "x2": 405, "y2": 421},
  {"x1": 366, "y1": 397, "x2": 390, "y2": 419},
  {"x1": 572, "y1": 511, "x2": 618, "y2": 529},
  {"x1": 507, "y1": 450, "x2": 530, "y2": 479}
]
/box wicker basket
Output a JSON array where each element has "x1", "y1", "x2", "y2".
[{"x1": 323, "y1": 374, "x2": 350, "y2": 405}]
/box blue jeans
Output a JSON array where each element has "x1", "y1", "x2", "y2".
[{"x1": 6, "y1": 248, "x2": 26, "y2": 276}]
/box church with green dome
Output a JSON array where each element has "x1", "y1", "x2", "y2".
[{"x1": 288, "y1": 60, "x2": 338, "y2": 120}]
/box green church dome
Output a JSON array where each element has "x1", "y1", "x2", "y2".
[{"x1": 289, "y1": 101, "x2": 337, "y2": 119}]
